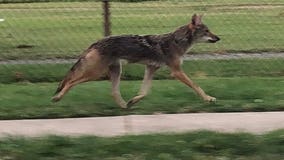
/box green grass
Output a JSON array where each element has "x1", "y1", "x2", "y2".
[
  {"x1": 0, "y1": 0, "x2": 283, "y2": 60},
  {"x1": 0, "y1": 77, "x2": 283, "y2": 120},
  {"x1": 1, "y1": 59, "x2": 283, "y2": 119},
  {"x1": 0, "y1": 130, "x2": 283, "y2": 160},
  {"x1": 1, "y1": 59, "x2": 284, "y2": 83}
]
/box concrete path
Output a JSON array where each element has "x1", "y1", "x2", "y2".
[{"x1": 0, "y1": 112, "x2": 283, "y2": 137}]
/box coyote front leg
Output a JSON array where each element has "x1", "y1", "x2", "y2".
[
  {"x1": 169, "y1": 58, "x2": 216, "y2": 102},
  {"x1": 109, "y1": 61, "x2": 127, "y2": 108},
  {"x1": 127, "y1": 65, "x2": 159, "y2": 107}
]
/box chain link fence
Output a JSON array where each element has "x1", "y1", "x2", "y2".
[{"x1": 0, "y1": 0, "x2": 284, "y2": 83}]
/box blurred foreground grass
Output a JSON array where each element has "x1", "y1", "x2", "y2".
[{"x1": 0, "y1": 130, "x2": 283, "y2": 160}]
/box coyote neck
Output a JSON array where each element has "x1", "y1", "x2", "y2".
[{"x1": 155, "y1": 25, "x2": 194, "y2": 56}]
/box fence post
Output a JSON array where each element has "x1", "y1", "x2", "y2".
[{"x1": 102, "y1": 0, "x2": 111, "y2": 37}]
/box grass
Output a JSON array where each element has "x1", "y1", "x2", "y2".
[
  {"x1": 0, "y1": 77, "x2": 284, "y2": 120},
  {"x1": 0, "y1": 130, "x2": 283, "y2": 159},
  {"x1": 1, "y1": 59, "x2": 283, "y2": 119},
  {"x1": 0, "y1": 0, "x2": 283, "y2": 60},
  {"x1": 1, "y1": 59, "x2": 284, "y2": 83}
]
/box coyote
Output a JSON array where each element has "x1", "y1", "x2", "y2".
[{"x1": 52, "y1": 14, "x2": 220, "y2": 108}]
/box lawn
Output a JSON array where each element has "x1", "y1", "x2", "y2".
[
  {"x1": 0, "y1": 130, "x2": 283, "y2": 160},
  {"x1": 0, "y1": 0, "x2": 283, "y2": 60},
  {"x1": 1, "y1": 58, "x2": 284, "y2": 120},
  {"x1": 0, "y1": 77, "x2": 283, "y2": 120},
  {"x1": 1, "y1": 59, "x2": 284, "y2": 83}
]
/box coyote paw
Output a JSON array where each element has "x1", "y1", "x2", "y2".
[
  {"x1": 51, "y1": 96, "x2": 61, "y2": 102},
  {"x1": 126, "y1": 100, "x2": 136, "y2": 108},
  {"x1": 204, "y1": 95, "x2": 216, "y2": 102},
  {"x1": 119, "y1": 102, "x2": 128, "y2": 109},
  {"x1": 127, "y1": 95, "x2": 145, "y2": 108},
  {"x1": 127, "y1": 98, "x2": 140, "y2": 108}
]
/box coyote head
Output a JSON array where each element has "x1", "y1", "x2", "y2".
[{"x1": 189, "y1": 14, "x2": 220, "y2": 43}]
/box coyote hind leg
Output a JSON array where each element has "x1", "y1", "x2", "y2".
[
  {"x1": 127, "y1": 65, "x2": 159, "y2": 107},
  {"x1": 52, "y1": 77, "x2": 89, "y2": 102},
  {"x1": 109, "y1": 61, "x2": 127, "y2": 108},
  {"x1": 52, "y1": 49, "x2": 108, "y2": 102}
]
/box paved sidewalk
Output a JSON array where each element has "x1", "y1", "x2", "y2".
[{"x1": 0, "y1": 112, "x2": 283, "y2": 137}]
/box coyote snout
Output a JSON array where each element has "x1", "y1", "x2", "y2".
[
  {"x1": 208, "y1": 34, "x2": 220, "y2": 43},
  {"x1": 53, "y1": 14, "x2": 220, "y2": 108}
]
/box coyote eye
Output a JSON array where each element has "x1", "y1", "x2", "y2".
[{"x1": 205, "y1": 29, "x2": 209, "y2": 32}]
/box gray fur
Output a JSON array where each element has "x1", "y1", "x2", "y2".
[{"x1": 88, "y1": 25, "x2": 194, "y2": 67}]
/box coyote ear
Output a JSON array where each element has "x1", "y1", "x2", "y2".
[{"x1": 191, "y1": 14, "x2": 202, "y2": 26}]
